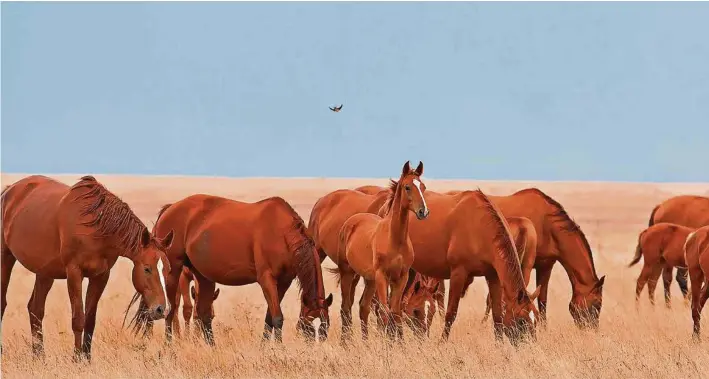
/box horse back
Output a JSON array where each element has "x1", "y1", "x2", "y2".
[
  {"x1": 2, "y1": 175, "x2": 69, "y2": 276},
  {"x1": 653, "y1": 195, "x2": 709, "y2": 228}
]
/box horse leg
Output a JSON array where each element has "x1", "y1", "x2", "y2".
[
  {"x1": 264, "y1": 280, "x2": 290, "y2": 342},
  {"x1": 338, "y1": 269, "x2": 357, "y2": 342},
  {"x1": 173, "y1": 275, "x2": 186, "y2": 338},
  {"x1": 164, "y1": 260, "x2": 183, "y2": 342},
  {"x1": 647, "y1": 264, "x2": 663, "y2": 306},
  {"x1": 485, "y1": 275, "x2": 505, "y2": 342},
  {"x1": 359, "y1": 279, "x2": 376, "y2": 340},
  {"x1": 27, "y1": 276, "x2": 54, "y2": 358},
  {"x1": 66, "y1": 266, "x2": 86, "y2": 361},
  {"x1": 441, "y1": 267, "x2": 466, "y2": 342},
  {"x1": 481, "y1": 293, "x2": 493, "y2": 324},
  {"x1": 1, "y1": 246, "x2": 17, "y2": 320},
  {"x1": 192, "y1": 271, "x2": 217, "y2": 346},
  {"x1": 535, "y1": 265, "x2": 553, "y2": 325},
  {"x1": 257, "y1": 272, "x2": 284, "y2": 343},
  {"x1": 82, "y1": 271, "x2": 110, "y2": 361},
  {"x1": 689, "y1": 268, "x2": 704, "y2": 339},
  {"x1": 676, "y1": 267, "x2": 690, "y2": 300},
  {"x1": 374, "y1": 269, "x2": 393, "y2": 337},
  {"x1": 388, "y1": 269, "x2": 410, "y2": 341},
  {"x1": 662, "y1": 264, "x2": 673, "y2": 308},
  {"x1": 635, "y1": 262, "x2": 653, "y2": 306}
]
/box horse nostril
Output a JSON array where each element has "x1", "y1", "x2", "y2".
[{"x1": 156, "y1": 305, "x2": 165, "y2": 316}]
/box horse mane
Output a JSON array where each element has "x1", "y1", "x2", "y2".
[
  {"x1": 70, "y1": 175, "x2": 147, "y2": 257},
  {"x1": 516, "y1": 188, "x2": 597, "y2": 276},
  {"x1": 276, "y1": 198, "x2": 322, "y2": 303},
  {"x1": 473, "y1": 189, "x2": 526, "y2": 293},
  {"x1": 380, "y1": 179, "x2": 400, "y2": 215}
]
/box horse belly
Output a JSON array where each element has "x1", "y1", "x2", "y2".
[
  {"x1": 186, "y1": 228, "x2": 257, "y2": 286},
  {"x1": 5, "y1": 204, "x2": 63, "y2": 278}
]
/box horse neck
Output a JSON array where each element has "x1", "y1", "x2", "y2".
[
  {"x1": 386, "y1": 189, "x2": 410, "y2": 247},
  {"x1": 553, "y1": 228, "x2": 599, "y2": 292}
]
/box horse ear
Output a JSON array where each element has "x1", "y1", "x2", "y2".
[
  {"x1": 161, "y1": 229, "x2": 175, "y2": 249},
  {"x1": 191, "y1": 285, "x2": 197, "y2": 300},
  {"x1": 141, "y1": 227, "x2": 151, "y2": 248},
  {"x1": 592, "y1": 275, "x2": 606, "y2": 293},
  {"x1": 325, "y1": 293, "x2": 334, "y2": 306},
  {"x1": 529, "y1": 285, "x2": 542, "y2": 301},
  {"x1": 402, "y1": 161, "x2": 411, "y2": 176},
  {"x1": 415, "y1": 161, "x2": 424, "y2": 176},
  {"x1": 213, "y1": 288, "x2": 220, "y2": 300}
]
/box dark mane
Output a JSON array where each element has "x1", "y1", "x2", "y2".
[
  {"x1": 70, "y1": 175, "x2": 147, "y2": 257},
  {"x1": 516, "y1": 188, "x2": 597, "y2": 276},
  {"x1": 473, "y1": 189, "x2": 526, "y2": 292},
  {"x1": 275, "y1": 197, "x2": 322, "y2": 303}
]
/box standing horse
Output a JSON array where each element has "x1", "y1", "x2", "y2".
[
  {"x1": 480, "y1": 189, "x2": 606, "y2": 329},
  {"x1": 684, "y1": 225, "x2": 709, "y2": 338},
  {"x1": 333, "y1": 161, "x2": 428, "y2": 341},
  {"x1": 135, "y1": 195, "x2": 333, "y2": 345},
  {"x1": 628, "y1": 222, "x2": 693, "y2": 307},
  {"x1": 648, "y1": 195, "x2": 709, "y2": 302},
  {"x1": 1, "y1": 175, "x2": 172, "y2": 360},
  {"x1": 171, "y1": 266, "x2": 220, "y2": 337}
]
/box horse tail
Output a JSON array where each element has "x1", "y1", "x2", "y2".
[
  {"x1": 648, "y1": 205, "x2": 660, "y2": 227},
  {"x1": 628, "y1": 230, "x2": 646, "y2": 267}
]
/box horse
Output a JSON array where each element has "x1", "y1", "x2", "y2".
[
  {"x1": 134, "y1": 195, "x2": 333, "y2": 345},
  {"x1": 648, "y1": 195, "x2": 709, "y2": 302},
  {"x1": 628, "y1": 222, "x2": 694, "y2": 307},
  {"x1": 1, "y1": 175, "x2": 172, "y2": 360},
  {"x1": 401, "y1": 273, "x2": 444, "y2": 337},
  {"x1": 365, "y1": 187, "x2": 541, "y2": 343},
  {"x1": 332, "y1": 161, "x2": 428, "y2": 341},
  {"x1": 477, "y1": 189, "x2": 606, "y2": 329},
  {"x1": 308, "y1": 184, "x2": 389, "y2": 326},
  {"x1": 684, "y1": 225, "x2": 709, "y2": 339},
  {"x1": 171, "y1": 266, "x2": 220, "y2": 337}
]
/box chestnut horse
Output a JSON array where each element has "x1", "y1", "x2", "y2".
[
  {"x1": 353, "y1": 185, "x2": 388, "y2": 196},
  {"x1": 333, "y1": 161, "x2": 428, "y2": 341},
  {"x1": 401, "y1": 273, "x2": 444, "y2": 337},
  {"x1": 684, "y1": 225, "x2": 709, "y2": 338},
  {"x1": 365, "y1": 188, "x2": 541, "y2": 343},
  {"x1": 648, "y1": 195, "x2": 709, "y2": 302},
  {"x1": 134, "y1": 195, "x2": 333, "y2": 345},
  {"x1": 628, "y1": 222, "x2": 693, "y2": 307},
  {"x1": 171, "y1": 266, "x2": 220, "y2": 337},
  {"x1": 1, "y1": 175, "x2": 172, "y2": 360},
  {"x1": 480, "y1": 189, "x2": 606, "y2": 329}
]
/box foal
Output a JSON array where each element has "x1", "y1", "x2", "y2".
[{"x1": 335, "y1": 161, "x2": 428, "y2": 341}]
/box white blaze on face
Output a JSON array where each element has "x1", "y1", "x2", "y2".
[
  {"x1": 157, "y1": 257, "x2": 170, "y2": 314},
  {"x1": 412, "y1": 179, "x2": 427, "y2": 213},
  {"x1": 529, "y1": 311, "x2": 535, "y2": 324}
]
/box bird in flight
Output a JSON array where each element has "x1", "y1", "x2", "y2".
[{"x1": 329, "y1": 104, "x2": 343, "y2": 112}]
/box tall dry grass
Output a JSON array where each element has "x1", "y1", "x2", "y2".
[{"x1": 2, "y1": 250, "x2": 707, "y2": 379}]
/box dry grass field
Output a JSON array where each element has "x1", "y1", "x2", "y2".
[{"x1": 1, "y1": 173, "x2": 708, "y2": 379}]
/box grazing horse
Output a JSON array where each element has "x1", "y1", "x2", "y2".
[
  {"x1": 648, "y1": 195, "x2": 709, "y2": 302},
  {"x1": 1, "y1": 175, "x2": 172, "y2": 360},
  {"x1": 479, "y1": 189, "x2": 606, "y2": 329},
  {"x1": 334, "y1": 161, "x2": 428, "y2": 341},
  {"x1": 628, "y1": 222, "x2": 693, "y2": 307},
  {"x1": 684, "y1": 225, "x2": 709, "y2": 338},
  {"x1": 171, "y1": 266, "x2": 220, "y2": 337},
  {"x1": 401, "y1": 273, "x2": 444, "y2": 337},
  {"x1": 135, "y1": 195, "x2": 333, "y2": 345}
]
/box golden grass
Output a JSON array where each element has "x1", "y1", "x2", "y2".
[{"x1": 1, "y1": 175, "x2": 708, "y2": 378}]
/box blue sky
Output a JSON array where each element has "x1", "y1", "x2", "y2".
[{"x1": 2, "y1": 2, "x2": 708, "y2": 181}]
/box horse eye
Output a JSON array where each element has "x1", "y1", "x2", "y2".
[
  {"x1": 404, "y1": 185, "x2": 411, "y2": 191},
  {"x1": 144, "y1": 267, "x2": 151, "y2": 274}
]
